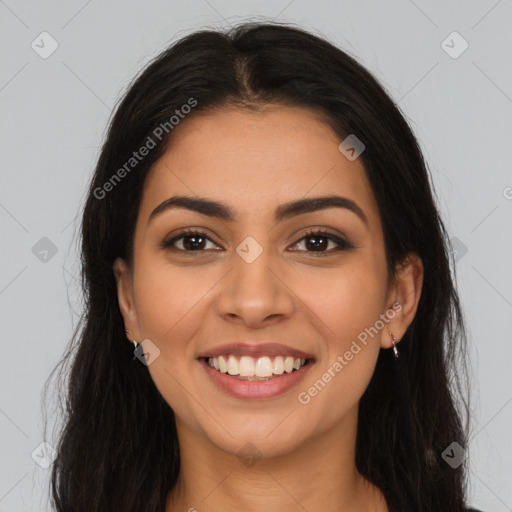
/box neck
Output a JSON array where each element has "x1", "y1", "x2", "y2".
[{"x1": 166, "y1": 405, "x2": 388, "y2": 512}]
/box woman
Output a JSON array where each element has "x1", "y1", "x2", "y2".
[{"x1": 43, "y1": 21, "x2": 482, "y2": 511}]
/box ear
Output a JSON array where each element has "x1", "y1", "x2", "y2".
[
  {"x1": 381, "y1": 252, "x2": 424, "y2": 349},
  {"x1": 113, "y1": 257, "x2": 140, "y2": 343}
]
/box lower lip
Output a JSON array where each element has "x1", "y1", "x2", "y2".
[{"x1": 199, "y1": 358, "x2": 315, "y2": 400}]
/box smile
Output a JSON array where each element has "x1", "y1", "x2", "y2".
[
  {"x1": 199, "y1": 356, "x2": 315, "y2": 399},
  {"x1": 205, "y1": 355, "x2": 308, "y2": 380}
]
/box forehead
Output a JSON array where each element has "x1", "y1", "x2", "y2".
[{"x1": 139, "y1": 105, "x2": 380, "y2": 228}]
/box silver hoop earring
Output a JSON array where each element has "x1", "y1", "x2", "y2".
[
  {"x1": 131, "y1": 339, "x2": 139, "y2": 361},
  {"x1": 389, "y1": 331, "x2": 399, "y2": 360}
]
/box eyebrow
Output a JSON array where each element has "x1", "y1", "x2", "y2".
[{"x1": 148, "y1": 194, "x2": 369, "y2": 227}]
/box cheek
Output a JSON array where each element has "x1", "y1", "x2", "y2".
[
  {"x1": 131, "y1": 256, "x2": 214, "y2": 421},
  {"x1": 295, "y1": 259, "x2": 387, "y2": 346},
  {"x1": 132, "y1": 256, "x2": 211, "y2": 350},
  {"x1": 290, "y1": 257, "x2": 387, "y2": 421}
]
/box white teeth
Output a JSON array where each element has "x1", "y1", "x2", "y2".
[
  {"x1": 227, "y1": 355, "x2": 239, "y2": 376},
  {"x1": 207, "y1": 355, "x2": 307, "y2": 377},
  {"x1": 283, "y1": 356, "x2": 294, "y2": 373},
  {"x1": 255, "y1": 356, "x2": 273, "y2": 377},
  {"x1": 239, "y1": 356, "x2": 255, "y2": 377},
  {"x1": 272, "y1": 356, "x2": 285, "y2": 375}
]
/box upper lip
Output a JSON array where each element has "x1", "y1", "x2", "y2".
[{"x1": 197, "y1": 343, "x2": 315, "y2": 360}]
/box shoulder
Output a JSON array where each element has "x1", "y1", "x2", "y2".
[{"x1": 467, "y1": 508, "x2": 484, "y2": 512}]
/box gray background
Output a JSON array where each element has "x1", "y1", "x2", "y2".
[{"x1": 1, "y1": 1, "x2": 511, "y2": 510}]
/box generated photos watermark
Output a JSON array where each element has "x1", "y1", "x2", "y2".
[
  {"x1": 297, "y1": 301, "x2": 402, "y2": 405},
  {"x1": 94, "y1": 97, "x2": 197, "y2": 200}
]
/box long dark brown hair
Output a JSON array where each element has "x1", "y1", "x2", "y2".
[{"x1": 42, "y1": 21, "x2": 473, "y2": 511}]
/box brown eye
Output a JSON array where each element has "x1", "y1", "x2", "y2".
[
  {"x1": 291, "y1": 230, "x2": 354, "y2": 254},
  {"x1": 161, "y1": 230, "x2": 219, "y2": 252}
]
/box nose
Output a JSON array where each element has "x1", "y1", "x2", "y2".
[{"x1": 216, "y1": 248, "x2": 295, "y2": 328}]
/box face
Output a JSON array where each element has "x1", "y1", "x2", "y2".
[{"x1": 114, "y1": 105, "x2": 417, "y2": 459}]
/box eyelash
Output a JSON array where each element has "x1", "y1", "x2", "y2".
[{"x1": 160, "y1": 228, "x2": 354, "y2": 256}]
